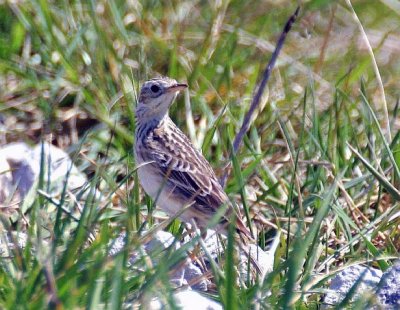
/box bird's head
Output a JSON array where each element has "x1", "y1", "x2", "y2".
[{"x1": 136, "y1": 77, "x2": 187, "y2": 121}]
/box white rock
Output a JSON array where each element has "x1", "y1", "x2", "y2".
[
  {"x1": 183, "y1": 261, "x2": 208, "y2": 291},
  {"x1": 111, "y1": 231, "x2": 187, "y2": 287},
  {"x1": 148, "y1": 290, "x2": 222, "y2": 310},
  {"x1": 143, "y1": 230, "x2": 177, "y2": 253},
  {"x1": 0, "y1": 142, "x2": 86, "y2": 207},
  {"x1": 0, "y1": 153, "x2": 13, "y2": 204},
  {"x1": 108, "y1": 233, "x2": 126, "y2": 256},
  {"x1": 323, "y1": 265, "x2": 382, "y2": 307},
  {"x1": 376, "y1": 260, "x2": 400, "y2": 308},
  {"x1": 199, "y1": 229, "x2": 278, "y2": 282},
  {"x1": 32, "y1": 143, "x2": 86, "y2": 189},
  {"x1": 0, "y1": 232, "x2": 28, "y2": 257}
]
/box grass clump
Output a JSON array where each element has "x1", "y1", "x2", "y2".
[{"x1": 0, "y1": 1, "x2": 399, "y2": 308}]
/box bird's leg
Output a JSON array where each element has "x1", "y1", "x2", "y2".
[{"x1": 186, "y1": 221, "x2": 209, "y2": 272}]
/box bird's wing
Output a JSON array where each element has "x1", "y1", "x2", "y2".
[
  {"x1": 143, "y1": 121, "x2": 229, "y2": 213},
  {"x1": 140, "y1": 119, "x2": 253, "y2": 239}
]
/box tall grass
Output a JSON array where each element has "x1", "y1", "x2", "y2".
[{"x1": 0, "y1": 0, "x2": 399, "y2": 308}]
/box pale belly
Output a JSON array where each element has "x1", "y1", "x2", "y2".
[
  {"x1": 137, "y1": 165, "x2": 192, "y2": 220},
  {"x1": 135, "y1": 149, "x2": 217, "y2": 229}
]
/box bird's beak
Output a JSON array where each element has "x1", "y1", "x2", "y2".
[{"x1": 167, "y1": 83, "x2": 188, "y2": 93}]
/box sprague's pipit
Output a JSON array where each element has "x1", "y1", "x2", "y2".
[{"x1": 134, "y1": 77, "x2": 252, "y2": 240}]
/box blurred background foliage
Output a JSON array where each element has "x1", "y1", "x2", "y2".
[
  {"x1": 1, "y1": 0, "x2": 399, "y2": 147},
  {"x1": 0, "y1": 0, "x2": 399, "y2": 308}
]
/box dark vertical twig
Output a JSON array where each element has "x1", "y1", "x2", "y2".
[{"x1": 221, "y1": 6, "x2": 300, "y2": 187}]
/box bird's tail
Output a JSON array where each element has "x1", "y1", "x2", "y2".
[{"x1": 236, "y1": 216, "x2": 254, "y2": 242}]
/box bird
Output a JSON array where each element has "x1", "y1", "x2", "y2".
[{"x1": 134, "y1": 76, "x2": 252, "y2": 239}]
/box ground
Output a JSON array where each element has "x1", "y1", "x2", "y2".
[{"x1": 0, "y1": 1, "x2": 399, "y2": 308}]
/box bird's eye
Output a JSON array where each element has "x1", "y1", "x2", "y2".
[{"x1": 150, "y1": 85, "x2": 160, "y2": 93}]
